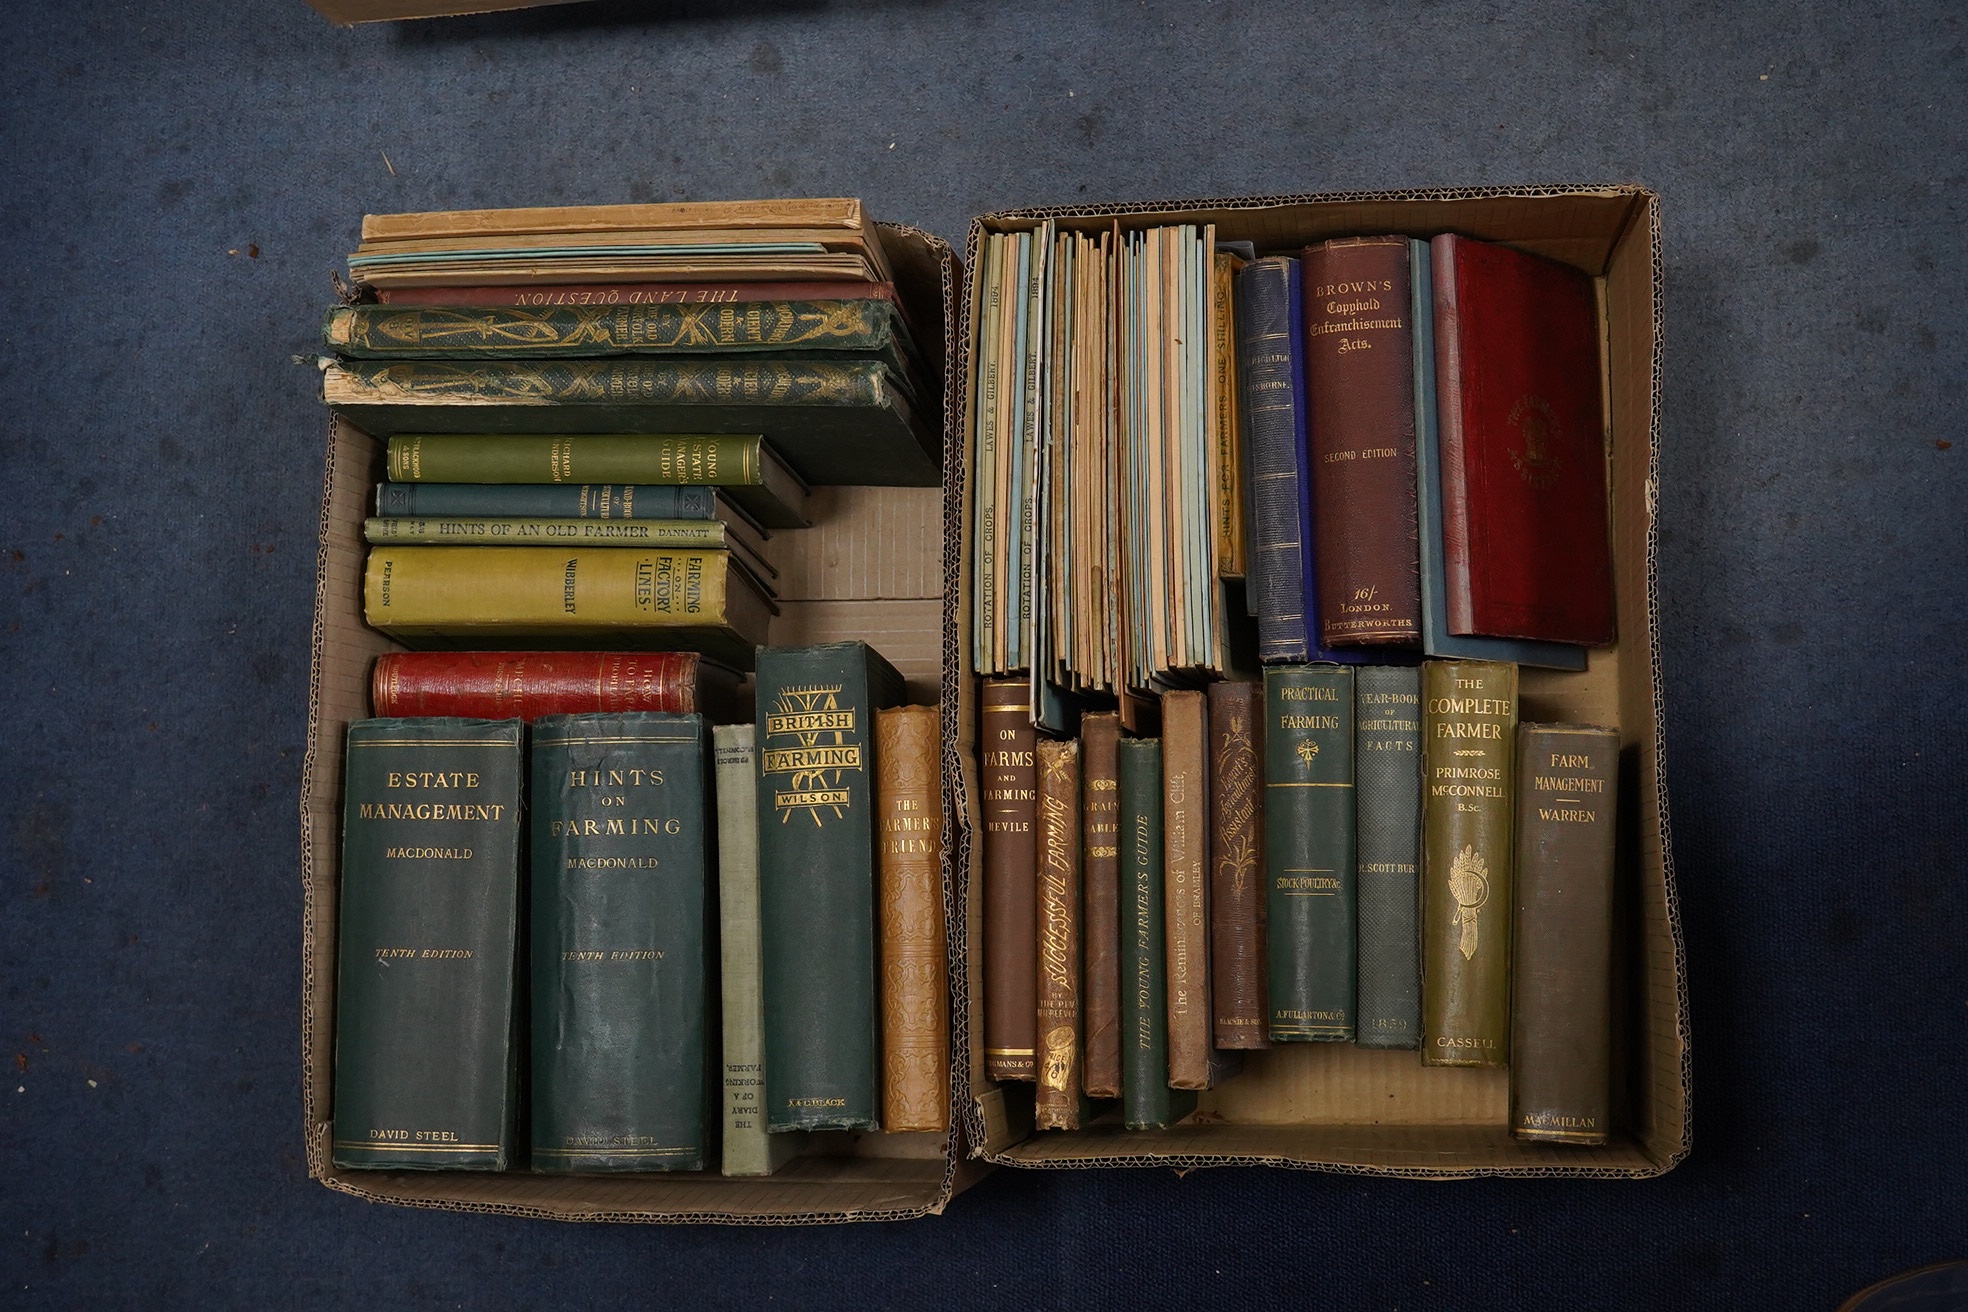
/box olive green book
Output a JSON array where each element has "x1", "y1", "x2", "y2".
[
  {"x1": 332, "y1": 718, "x2": 524, "y2": 1171},
  {"x1": 1421, "y1": 659, "x2": 1519, "y2": 1067},
  {"x1": 1117, "y1": 737, "x2": 1197, "y2": 1130}
]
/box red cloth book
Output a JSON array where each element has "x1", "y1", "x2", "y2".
[
  {"x1": 1431, "y1": 235, "x2": 1616, "y2": 646},
  {"x1": 370, "y1": 650, "x2": 736, "y2": 721}
]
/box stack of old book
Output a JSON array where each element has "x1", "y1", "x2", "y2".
[
  {"x1": 973, "y1": 228, "x2": 1620, "y2": 1146},
  {"x1": 321, "y1": 197, "x2": 940, "y2": 668}
]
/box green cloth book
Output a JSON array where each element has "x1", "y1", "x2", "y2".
[
  {"x1": 754, "y1": 641, "x2": 906, "y2": 1132},
  {"x1": 1263, "y1": 665, "x2": 1358, "y2": 1042},
  {"x1": 1118, "y1": 737, "x2": 1197, "y2": 1130},
  {"x1": 332, "y1": 718, "x2": 524, "y2": 1171},
  {"x1": 529, "y1": 712, "x2": 712, "y2": 1172}
]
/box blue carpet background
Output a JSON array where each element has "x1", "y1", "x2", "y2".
[{"x1": 2, "y1": 2, "x2": 1963, "y2": 1306}]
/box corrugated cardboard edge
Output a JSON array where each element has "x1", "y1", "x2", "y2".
[
  {"x1": 304, "y1": 0, "x2": 586, "y2": 25},
  {"x1": 950, "y1": 184, "x2": 1689, "y2": 1180},
  {"x1": 298, "y1": 222, "x2": 982, "y2": 1222}
]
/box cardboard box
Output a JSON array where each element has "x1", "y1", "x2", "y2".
[
  {"x1": 296, "y1": 224, "x2": 988, "y2": 1221},
  {"x1": 951, "y1": 186, "x2": 1690, "y2": 1178}
]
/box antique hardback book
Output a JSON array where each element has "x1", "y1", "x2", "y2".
[
  {"x1": 713, "y1": 725, "x2": 804, "y2": 1176},
  {"x1": 369, "y1": 650, "x2": 737, "y2": 722},
  {"x1": 375, "y1": 279, "x2": 901, "y2": 308},
  {"x1": 979, "y1": 677, "x2": 1039, "y2": 1082},
  {"x1": 755, "y1": 642, "x2": 906, "y2": 1131},
  {"x1": 874, "y1": 706, "x2": 950, "y2": 1134},
  {"x1": 361, "y1": 546, "x2": 774, "y2": 669},
  {"x1": 322, "y1": 357, "x2": 938, "y2": 488},
  {"x1": 376, "y1": 481, "x2": 722, "y2": 522},
  {"x1": 1033, "y1": 738, "x2": 1086, "y2": 1130},
  {"x1": 1212, "y1": 250, "x2": 1247, "y2": 579},
  {"x1": 1162, "y1": 691, "x2": 1226, "y2": 1088},
  {"x1": 1409, "y1": 240, "x2": 1585, "y2": 671},
  {"x1": 529, "y1": 713, "x2": 711, "y2": 1172},
  {"x1": 1262, "y1": 665, "x2": 1357, "y2": 1042},
  {"x1": 1431, "y1": 234, "x2": 1616, "y2": 646},
  {"x1": 381, "y1": 432, "x2": 810, "y2": 530},
  {"x1": 1421, "y1": 659, "x2": 1520, "y2": 1067},
  {"x1": 1118, "y1": 737, "x2": 1197, "y2": 1130},
  {"x1": 1207, "y1": 680, "x2": 1269, "y2": 1050},
  {"x1": 1511, "y1": 723, "x2": 1619, "y2": 1145},
  {"x1": 1078, "y1": 711, "x2": 1124, "y2": 1099},
  {"x1": 1354, "y1": 666, "x2": 1424, "y2": 1049},
  {"x1": 364, "y1": 515, "x2": 729, "y2": 551},
  {"x1": 332, "y1": 718, "x2": 523, "y2": 1170},
  {"x1": 1303, "y1": 236, "x2": 1421, "y2": 648}
]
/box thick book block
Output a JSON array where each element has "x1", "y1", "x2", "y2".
[
  {"x1": 1034, "y1": 738, "x2": 1085, "y2": 1130},
  {"x1": 1512, "y1": 723, "x2": 1619, "y2": 1145},
  {"x1": 529, "y1": 713, "x2": 711, "y2": 1172},
  {"x1": 1432, "y1": 234, "x2": 1616, "y2": 646},
  {"x1": 1421, "y1": 659, "x2": 1520, "y2": 1068},
  {"x1": 875, "y1": 706, "x2": 951, "y2": 1135},
  {"x1": 755, "y1": 642, "x2": 906, "y2": 1131},
  {"x1": 370, "y1": 650, "x2": 733, "y2": 722},
  {"x1": 332, "y1": 718, "x2": 524, "y2": 1171},
  {"x1": 1354, "y1": 666, "x2": 1424, "y2": 1049},
  {"x1": 1079, "y1": 712, "x2": 1124, "y2": 1099},
  {"x1": 1263, "y1": 666, "x2": 1358, "y2": 1042},
  {"x1": 376, "y1": 482, "x2": 719, "y2": 521},
  {"x1": 713, "y1": 725, "x2": 805, "y2": 1177},
  {"x1": 1303, "y1": 236, "x2": 1422, "y2": 648},
  {"x1": 1118, "y1": 739, "x2": 1197, "y2": 1130},
  {"x1": 979, "y1": 678, "x2": 1039, "y2": 1081},
  {"x1": 1208, "y1": 681, "x2": 1269, "y2": 1050}
]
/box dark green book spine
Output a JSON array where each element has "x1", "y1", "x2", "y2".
[
  {"x1": 376, "y1": 483, "x2": 718, "y2": 521},
  {"x1": 1264, "y1": 665, "x2": 1358, "y2": 1041},
  {"x1": 755, "y1": 642, "x2": 905, "y2": 1131},
  {"x1": 1118, "y1": 738, "x2": 1197, "y2": 1130},
  {"x1": 329, "y1": 357, "x2": 888, "y2": 408},
  {"x1": 1354, "y1": 666, "x2": 1423, "y2": 1049},
  {"x1": 529, "y1": 712, "x2": 711, "y2": 1172},
  {"x1": 332, "y1": 718, "x2": 524, "y2": 1171}
]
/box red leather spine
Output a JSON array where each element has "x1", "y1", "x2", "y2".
[{"x1": 370, "y1": 651, "x2": 701, "y2": 720}]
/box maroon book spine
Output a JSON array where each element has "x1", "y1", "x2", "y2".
[
  {"x1": 369, "y1": 651, "x2": 702, "y2": 720},
  {"x1": 1303, "y1": 236, "x2": 1421, "y2": 647},
  {"x1": 373, "y1": 280, "x2": 899, "y2": 308},
  {"x1": 1431, "y1": 234, "x2": 1616, "y2": 646}
]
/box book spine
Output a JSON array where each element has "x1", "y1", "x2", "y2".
[
  {"x1": 1079, "y1": 711, "x2": 1124, "y2": 1099},
  {"x1": 327, "y1": 357, "x2": 886, "y2": 410},
  {"x1": 1429, "y1": 236, "x2": 1477, "y2": 637},
  {"x1": 1421, "y1": 659, "x2": 1519, "y2": 1067},
  {"x1": 1263, "y1": 665, "x2": 1358, "y2": 1041},
  {"x1": 375, "y1": 482, "x2": 718, "y2": 521},
  {"x1": 325, "y1": 299, "x2": 894, "y2": 357},
  {"x1": 1118, "y1": 738, "x2": 1197, "y2": 1130},
  {"x1": 385, "y1": 433, "x2": 762, "y2": 487},
  {"x1": 1303, "y1": 238, "x2": 1421, "y2": 647},
  {"x1": 979, "y1": 678, "x2": 1039, "y2": 1081},
  {"x1": 371, "y1": 651, "x2": 704, "y2": 720},
  {"x1": 1161, "y1": 690, "x2": 1215, "y2": 1088},
  {"x1": 363, "y1": 516, "x2": 728, "y2": 550},
  {"x1": 713, "y1": 724, "x2": 803, "y2": 1176},
  {"x1": 1034, "y1": 738, "x2": 1084, "y2": 1129},
  {"x1": 1511, "y1": 723, "x2": 1619, "y2": 1145},
  {"x1": 1212, "y1": 252, "x2": 1247, "y2": 579},
  {"x1": 1208, "y1": 681, "x2": 1269, "y2": 1050},
  {"x1": 1354, "y1": 665, "x2": 1423, "y2": 1049},
  {"x1": 1235, "y1": 258, "x2": 1309, "y2": 662},
  {"x1": 875, "y1": 706, "x2": 950, "y2": 1134},
  {"x1": 332, "y1": 718, "x2": 523, "y2": 1171},
  {"x1": 756, "y1": 642, "x2": 905, "y2": 1130},
  {"x1": 375, "y1": 280, "x2": 901, "y2": 308},
  {"x1": 529, "y1": 713, "x2": 709, "y2": 1172}
]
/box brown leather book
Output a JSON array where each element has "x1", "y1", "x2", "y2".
[
  {"x1": 1161, "y1": 690, "x2": 1218, "y2": 1089},
  {"x1": 1034, "y1": 739, "x2": 1084, "y2": 1129},
  {"x1": 876, "y1": 705, "x2": 950, "y2": 1134},
  {"x1": 1511, "y1": 723, "x2": 1619, "y2": 1145},
  {"x1": 1303, "y1": 236, "x2": 1422, "y2": 647},
  {"x1": 1079, "y1": 712, "x2": 1124, "y2": 1099},
  {"x1": 980, "y1": 678, "x2": 1039, "y2": 1081},
  {"x1": 1208, "y1": 681, "x2": 1270, "y2": 1050}
]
